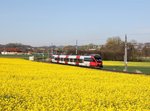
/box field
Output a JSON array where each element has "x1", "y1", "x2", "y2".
[
  {"x1": 103, "y1": 61, "x2": 150, "y2": 74},
  {"x1": 0, "y1": 58, "x2": 150, "y2": 111}
]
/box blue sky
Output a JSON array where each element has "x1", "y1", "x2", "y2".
[{"x1": 0, "y1": 0, "x2": 150, "y2": 46}]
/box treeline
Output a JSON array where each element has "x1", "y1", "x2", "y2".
[
  {"x1": 1, "y1": 37, "x2": 150, "y2": 61},
  {"x1": 0, "y1": 43, "x2": 32, "y2": 53},
  {"x1": 60, "y1": 37, "x2": 150, "y2": 61}
]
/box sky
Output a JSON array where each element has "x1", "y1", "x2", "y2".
[{"x1": 0, "y1": 0, "x2": 150, "y2": 46}]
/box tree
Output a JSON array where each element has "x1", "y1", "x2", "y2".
[
  {"x1": 142, "y1": 43, "x2": 150, "y2": 57},
  {"x1": 100, "y1": 37, "x2": 124, "y2": 60},
  {"x1": 63, "y1": 45, "x2": 76, "y2": 55}
]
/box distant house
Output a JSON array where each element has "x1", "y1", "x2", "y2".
[
  {"x1": 1, "y1": 48, "x2": 20, "y2": 55},
  {"x1": 145, "y1": 42, "x2": 150, "y2": 48},
  {"x1": 1, "y1": 48, "x2": 31, "y2": 55}
]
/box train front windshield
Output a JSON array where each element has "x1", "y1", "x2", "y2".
[{"x1": 94, "y1": 55, "x2": 102, "y2": 62}]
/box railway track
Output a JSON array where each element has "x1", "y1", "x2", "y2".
[{"x1": 39, "y1": 61, "x2": 146, "y2": 75}]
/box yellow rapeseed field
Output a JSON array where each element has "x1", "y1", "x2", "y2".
[{"x1": 0, "y1": 58, "x2": 150, "y2": 111}]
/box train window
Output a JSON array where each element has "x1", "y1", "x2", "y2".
[
  {"x1": 84, "y1": 58, "x2": 94, "y2": 62},
  {"x1": 64, "y1": 58, "x2": 69, "y2": 62},
  {"x1": 74, "y1": 59, "x2": 79, "y2": 62},
  {"x1": 79, "y1": 59, "x2": 83, "y2": 63},
  {"x1": 70, "y1": 58, "x2": 73, "y2": 62},
  {"x1": 60, "y1": 58, "x2": 64, "y2": 61},
  {"x1": 74, "y1": 59, "x2": 82, "y2": 62},
  {"x1": 55, "y1": 58, "x2": 58, "y2": 60},
  {"x1": 94, "y1": 55, "x2": 102, "y2": 61}
]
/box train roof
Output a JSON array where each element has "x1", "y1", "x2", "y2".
[
  {"x1": 52, "y1": 54, "x2": 101, "y2": 58},
  {"x1": 52, "y1": 54, "x2": 101, "y2": 56},
  {"x1": 52, "y1": 55, "x2": 92, "y2": 57}
]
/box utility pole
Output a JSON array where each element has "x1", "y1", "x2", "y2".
[
  {"x1": 76, "y1": 40, "x2": 78, "y2": 55},
  {"x1": 51, "y1": 43, "x2": 54, "y2": 56},
  {"x1": 48, "y1": 45, "x2": 50, "y2": 59},
  {"x1": 43, "y1": 49, "x2": 45, "y2": 61},
  {"x1": 124, "y1": 34, "x2": 128, "y2": 71}
]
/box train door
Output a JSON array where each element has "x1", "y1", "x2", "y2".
[{"x1": 83, "y1": 56, "x2": 94, "y2": 67}]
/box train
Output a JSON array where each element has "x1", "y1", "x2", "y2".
[{"x1": 51, "y1": 54, "x2": 103, "y2": 68}]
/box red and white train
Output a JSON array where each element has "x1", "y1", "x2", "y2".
[{"x1": 51, "y1": 54, "x2": 103, "y2": 68}]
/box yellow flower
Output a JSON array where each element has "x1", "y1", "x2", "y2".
[{"x1": 0, "y1": 58, "x2": 150, "y2": 111}]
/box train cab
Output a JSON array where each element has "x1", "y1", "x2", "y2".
[{"x1": 90, "y1": 54, "x2": 103, "y2": 68}]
